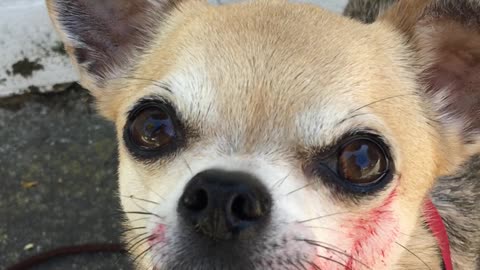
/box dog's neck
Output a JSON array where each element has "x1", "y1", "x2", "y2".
[
  {"x1": 399, "y1": 203, "x2": 454, "y2": 270},
  {"x1": 402, "y1": 156, "x2": 480, "y2": 270},
  {"x1": 398, "y1": 217, "x2": 443, "y2": 269},
  {"x1": 431, "y1": 155, "x2": 480, "y2": 270}
]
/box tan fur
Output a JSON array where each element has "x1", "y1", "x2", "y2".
[
  {"x1": 393, "y1": 222, "x2": 443, "y2": 269},
  {"x1": 379, "y1": 0, "x2": 431, "y2": 39}
]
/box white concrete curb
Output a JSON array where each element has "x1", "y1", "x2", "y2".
[
  {"x1": 0, "y1": 0, "x2": 78, "y2": 97},
  {"x1": 0, "y1": 0, "x2": 347, "y2": 97}
]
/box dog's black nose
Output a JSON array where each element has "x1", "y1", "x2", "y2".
[{"x1": 178, "y1": 169, "x2": 272, "y2": 240}]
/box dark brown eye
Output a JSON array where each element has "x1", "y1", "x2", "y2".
[
  {"x1": 125, "y1": 102, "x2": 183, "y2": 159},
  {"x1": 129, "y1": 107, "x2": 176, "y2": 149},
  {"x1": 338, "y1": 139, "x2": 388, "y2": 185}
]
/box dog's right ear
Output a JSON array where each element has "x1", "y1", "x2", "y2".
[
  {"x1": 380, "y1": 0, "x2": 480, "y2": 174},
  {"x1": 343, "y1": 0, "x2": 397, "y2": 23},
  {"x1": 46, "y1": 0, "x2": 187, "y2": 92}
]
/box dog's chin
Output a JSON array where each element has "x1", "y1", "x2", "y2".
[{"x1": 146, "y1": 223, "x2": 318, "y2": 270}]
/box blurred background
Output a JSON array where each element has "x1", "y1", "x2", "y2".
[{"x1": 0, "y1": 0, "x2": 348, "y2": 269}]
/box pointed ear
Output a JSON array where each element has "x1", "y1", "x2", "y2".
[
  {"x1": 46, "y1": 0, "x2": 184, "y2": 91},
  {"x1": 381, "y1": 0, "x2": 480, "y2": 173},
  {"x1": 343, "y1": 0, "x2": 397, "y2": 23}
]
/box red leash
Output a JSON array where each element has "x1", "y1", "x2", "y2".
[
  {"x1": 423, "y1": 198, "x2": 454, "y2": 270},
  {"x1": 6, "y1": 243, "x2": 126, "y2": 270}
]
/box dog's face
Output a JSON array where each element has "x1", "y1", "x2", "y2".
[{"x1": 47, "y1": 0, "x2": 480, "y2": 269}]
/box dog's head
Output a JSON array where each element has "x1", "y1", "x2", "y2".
[{"x1": 47, "y1": 0, "x2": 480, "y2": 269}]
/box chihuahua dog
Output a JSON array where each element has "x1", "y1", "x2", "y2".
[{"x1": 46, "y1": 0, "x2": 480, "y2": 269}]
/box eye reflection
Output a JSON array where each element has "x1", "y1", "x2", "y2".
[
  {"x1": 338, "y1": 139, "x2": 387, "y2": 185},
  {"x1": 129, "y1": 106, "x2": 177, "y2": 150}
]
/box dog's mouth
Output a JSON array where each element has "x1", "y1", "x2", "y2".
[{"x1": 145, "y1": 222, "x2": 320, "y2": 270}]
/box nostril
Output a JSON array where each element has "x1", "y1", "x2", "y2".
[
  {"x1": 230, "y1": 194, "x2": 263, "y2": 221},
  {"x1": 183, "y1": 188, "x2": 208, "y2": 211}
]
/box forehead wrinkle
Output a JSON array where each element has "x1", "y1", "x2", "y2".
[{"x1": 196, "y1": 55, "x2": 359, "y2": 151}]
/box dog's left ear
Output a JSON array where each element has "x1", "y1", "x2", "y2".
[
  {"x1": 381, "y1": 0, "x2": 480, "y2": 174},
  {"x1": 46, "y1": 0, "x2": 186, "y2": 91}
]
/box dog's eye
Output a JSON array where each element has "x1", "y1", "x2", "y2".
[
  {"x1": 124, "y1": 101, "x2": 183, "y2": 159},
  {"x1": 337, "y1": 138, "x2": 388, "y2": 185},
  {"x1": 308, "y1": 134, "x2": 393, "y2": 195},
  {"x1": 130, "y1": 106, "x2": 176, "y2": 149}
]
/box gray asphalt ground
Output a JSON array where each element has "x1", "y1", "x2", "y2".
[{"x1": 0, "y1": 84, "x2": 133, "y2": 269}]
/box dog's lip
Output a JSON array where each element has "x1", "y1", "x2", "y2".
[{"x1": 148, "y1": 222, "x2": 319, "y2": 270}]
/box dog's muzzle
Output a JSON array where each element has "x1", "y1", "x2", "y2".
[{"x1": 157, "y1": 169, "x2": 315, "y2": 270}]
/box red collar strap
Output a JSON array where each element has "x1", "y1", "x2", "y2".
[{"x1": 422, "y1": 198, "x2": 453, "y2": 270}]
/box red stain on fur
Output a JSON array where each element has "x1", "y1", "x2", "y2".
[
  {"x1": 311, "y1": 188, "x2": 400, "y2": 270},
  {"x1": 148, "y1": 224, "x2": 166, "y2": 246},
  {"x1": 344, "y1": 189, "x2": 400, "y2": 269}
]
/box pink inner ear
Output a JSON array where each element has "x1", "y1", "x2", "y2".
[
  {"x1": 53, "y1": 0, "x2": 168, "y2": 82},
  {"x1": 84, "y1": 0, "x2": 149, "y2": 45},
  {"x1": 421, "y1": 21, "x2": 480, "y2": 134}
]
